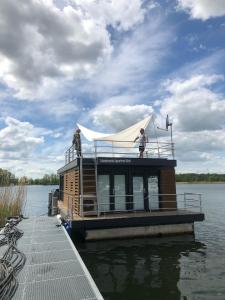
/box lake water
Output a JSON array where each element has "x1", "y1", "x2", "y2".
[
  {"x1": 24, "y1": 185, "x2": 58, "y2": 217},
  {"x1": 25, "y1": 184, "x2": 225, "y2": 300},
  {"x1": 76, "y1": 184, "x2": 225, "y2": 300}
]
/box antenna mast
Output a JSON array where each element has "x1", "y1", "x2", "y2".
[{"x1": 157, "y1": 114, "x2": 174, "y2": 159}]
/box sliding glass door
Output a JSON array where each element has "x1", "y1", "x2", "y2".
[
  {"x1": 97, "y1": 175, "x2": 110, "y2": 212},
  {"x1": 97, "y1": 173, "x2": 159, "y2": 213},
  {"x1": 97, "y1": 174, "x2": 126, "y2": 213},
  {"x1": 133, "y1": 176, "x2": 144, "y2": 210},
  {"x1": 148, "y1": 176, "x2": 159, "y2": 210},
  {"x1": 114, "y1": 175, "x2": 126, "y2": 211}
]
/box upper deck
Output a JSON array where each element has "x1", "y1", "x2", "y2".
[
  {"x1": 58, "y1": 156, "x2": 177, "y2": 174},
  {"x1": 58, "y1": 138, "x2": 176, "y2": 176},
  {"x1": 63, "y1": 138, "x2": 175, "y2": 167}
]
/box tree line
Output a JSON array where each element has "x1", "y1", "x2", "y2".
[
  {"x1": 0, "y1": 168, "x2": 59, "y2": 186},
  {"x1": 1, "y1": 167, "x2": 225, "y2": 186},
  {"x1": 176, "y1": 173, "x2": 225, "y2": 182}
]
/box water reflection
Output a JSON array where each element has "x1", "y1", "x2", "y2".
[{"x1": 76, "y1": 235, "x2": 206, "y2": 300}]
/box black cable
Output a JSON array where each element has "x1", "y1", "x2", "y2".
[{"x1": 0, "y1": 216, "x2": 26, "y2": 299}]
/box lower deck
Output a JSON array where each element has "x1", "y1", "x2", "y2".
[
  {"x1": 58, "y1": 157, "x2": 178, "y2": 217},
  {"x1": 57, "y1": 157, "x2": 204, "y2": 240},
  {"x1": 69, "y1": 210, "x2": 204, "y2": 240},
  {"x1": 72, "y1": 209, "x2": 203, "y2": 220}
]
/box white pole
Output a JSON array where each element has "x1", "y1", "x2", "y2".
[{"x1": 153, "y1": 118, "x2": 160, "y2": 158}]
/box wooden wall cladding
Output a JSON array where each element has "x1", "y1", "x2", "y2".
[
  {"x1": 73, "y1": 169, "x2": 80, "y2": 215},
  {"x1": 63, "y1": 169, "x2": 80, "y2": 216},
  {"x1": 82, "y1": 165, "x2": 97, "y2": 216},
  {"x1": 160, "y1": 169, "x2": 177, "y2": 210},
  {"x1": 82, "y1": 168, "x2": 96, "y2": 195}
]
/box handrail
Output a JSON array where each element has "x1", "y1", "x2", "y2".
[
  {"x1": 76, "y1": 192, "x2": 202, "y2": 217},
  {"x1": 65, "y1": 140, "x2": 175, "y2": 164},
  {"x1": 80, "y1": 155, "x2": 84, "y2": 217}
]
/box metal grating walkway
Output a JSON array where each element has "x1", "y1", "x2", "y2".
[{"x1": 11, "y1": 216, "x2": 103, "y2": 300}]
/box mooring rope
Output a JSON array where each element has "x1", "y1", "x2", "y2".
[{"x1": 0, "y1": 216, "x2": 26, "y2": 300}]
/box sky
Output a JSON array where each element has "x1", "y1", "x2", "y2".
[{"x1": 0, "y1": 0, "x2": 225, "y2": 178}]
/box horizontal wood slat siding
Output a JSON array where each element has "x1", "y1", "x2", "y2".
[
  {"x1": 160, "y1": 169, "x2": 177, "y2": 210},
  {"x1": 62, "y1": 164, "x2": 98, "y2": 218},
  {"x1": 82, "y1": 165, "x2": 97, "y2": 216},
  {"x1": 63, "y1": 169, "x2": 80, "y2": 216},
  {"x1": 74, "y1": 170, "x2": 80, "y2": 215}
]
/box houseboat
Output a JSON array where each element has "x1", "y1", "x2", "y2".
[{"x1": 57, "y1": 115, "x2": 204, "y2": 240}]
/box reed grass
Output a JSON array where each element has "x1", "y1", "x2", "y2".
[{"x1": 0, "y1": 185, "x2": 27, "y2": 227}]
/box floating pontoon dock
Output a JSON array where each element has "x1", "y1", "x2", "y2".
[{"x1": 11, "y1": 216, "x2": 103, "y2": 300}]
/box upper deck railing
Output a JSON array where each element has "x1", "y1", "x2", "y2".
[{"x1": 65, "y1": 139, "x2": 175, "y2": 164}]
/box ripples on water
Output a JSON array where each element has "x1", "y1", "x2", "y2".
[{"x1": 76, "y1": 184, "x2": 225, "y2": 300}]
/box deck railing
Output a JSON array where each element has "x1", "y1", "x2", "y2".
[
  {"x1": 65, "y1": 140, "x2": 175, "y2": 164},
  {"x1": 67, "y1": 192, "x2": 202, "y2": 219}
]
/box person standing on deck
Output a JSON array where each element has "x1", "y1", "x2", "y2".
[
  {"x1": 134, "y1": 128, "x2": 148, "y2": 158},
  {"x1": 73, "y1": 128, "x2": 81, "y2": 157}
]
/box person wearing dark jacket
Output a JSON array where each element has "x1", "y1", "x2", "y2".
[{"x1": 73, "y1": 128, "x2": 81, "y2": 157}]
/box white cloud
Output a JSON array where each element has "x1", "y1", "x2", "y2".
[
  {"x1": 161, "y1": 74, "x2": 225, "y2": 132},
  {"x1": 84, "y1": 14, "x2": 174, "y2": 99},
  {"x1": 0, "y1": 0, "x2": 148, "y2": 100},
  {"x1": 177, "y1": 0, "x2": 225, "y2": 20},
  {"x1": 158, "y1": 73, "x2": 225, "y2": 171},
  {"x1": 0, "y1": 157, "x2": 64, "y2": 178},
  {"x1": 41, "y1": 98, "x2": 79, "y2": 118},
  {"x1": 0, "y1": 117, "x2": 70, "y2": 177},
  {"x1": 72, "y1": 0, "x2": 146, "y2": 31},
  {"x1": 165, "y1": 74, "x2": 224, "y2": 95},
  {"x1": 0, "y1": 0, "x2": 112, "y2": 99},
  {"x1": 90, "y1": 104, "x2": 154, "y2": 131},
  {"x1": 0, "y1": 117, "x2": 44, "y2": 158},
  {"x1": 175, "y1": 130, "x2": 225, "y2": 156}
]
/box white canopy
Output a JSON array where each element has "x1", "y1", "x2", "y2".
[
  {"x1": 77, "y1": 115, "x2": 153, "y2": 148},
  {"x1": 77, "y1": 123, "x2": 109, "y2": 141}
]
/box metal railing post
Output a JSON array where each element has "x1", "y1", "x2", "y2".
[
  {"x1": 95, "y1": 157, "x2": 100, "y2": 217},
  {"x1": 198, "y1": 193, "x2": 203, "y2": 212},
  {"x1": 112, "y1": 141, "x2": 114, "y2": 157},
  {"x1": 184, "y1": 193, "x2": 187, "y2": 210},
  {"x1": 80, "y1": 156, "x2": 83, "y2": 217},
  {"x1": 149, "y1": 190, "x2": 152, "y2": 212},
  {"x1": 94, "y1": 140, "x2": 97, "y2": 158},
  {"x1": 68, "y1": 196, "x2": 73, "y2": 221},
  {"x1": 172, "y1": 142, "x2": 175, "y2": 159},
  {"x1": 93, "y1": 140, "x2": 101, "y2": 217},
  {"x1": 72, "y1": 145, "x2": 74, "y2": 161},
  {"x1": 157, "y1": 141, "x2": 160, "y2": 158}
]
